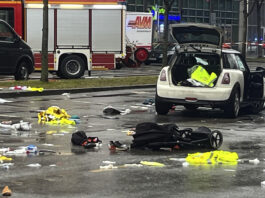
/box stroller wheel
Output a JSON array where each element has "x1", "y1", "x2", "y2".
[{"x1": 209, "y1": 130, "x2": 223, "y2": 149}]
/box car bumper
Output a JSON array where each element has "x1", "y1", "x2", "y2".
[{"x1": 156, "y1": 84, "x2": 233, "y2": 106}]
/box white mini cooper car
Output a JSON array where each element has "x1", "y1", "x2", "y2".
[{"x1": 156, "y1": 23, "x2": 265, "y2": 118}]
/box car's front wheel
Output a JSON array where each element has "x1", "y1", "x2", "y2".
[
  {"x1": 224, "y1": 89, "x2": 240, "y2": 118},
  {"x1": 155, "y1": 96, "x2": 171, "y2": 115}
]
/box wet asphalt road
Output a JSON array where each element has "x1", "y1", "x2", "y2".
[{"x1": 1, "y1": 88, "x2": 265, "y2": 197}]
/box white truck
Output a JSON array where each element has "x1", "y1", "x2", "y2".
[
  {"x1": 124, "y1": 12, "x2": 153, "y2": 66},
  {"x1": 0, "y1": 0, "x2": 126, "y2": 78}
]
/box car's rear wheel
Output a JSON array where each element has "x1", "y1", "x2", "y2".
[
  {"x1": 155, "y1": 96, "x2": 171, "y2": 115},
  {"x1": 14, "y1": 61, "x2": 30, "y2": 80},
  {"x1": 224, "y1": 89, "x2": 240, "y2": 118},
  {"x1": 184, "y1": 104, "x2": 198, "y2": 110}
]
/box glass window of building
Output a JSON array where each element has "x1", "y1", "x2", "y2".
[
  {"x1": 196, "y1": 10, "x2": 203, "y2": 16},
  {"x1": 136, "y1": 0, "x2": 143, "y2": 4},
  {"x1": 219, "y1": 0, "x2": 225, "y2": 10},
  {"x1": 197, "y1": 0, "x2": 203, "y2": 9},
  {"x1": 183, "y1": 0, "x2": 188, "y2": 8},
  {"x1": 204, "y1": 11, "x2": 209, "y2": 16},
  {"x1": 203, "y1": 1, "x2": 209, "y2": 9},
  {"x1": 212, "y1": 0, "x2": 218, "y2": 10},
  {"x1": 189, "y1": 0, "x2": 196, "y2": 8},
  {"x1": 189, "y1": 9, "x2": 195, "y2": 16},
  {"x1": 226, "y1": 0, "x2": 232, "y2": 11},
  {"x1": 136, "y1": 6, "x2": 144, "y2": 11}
]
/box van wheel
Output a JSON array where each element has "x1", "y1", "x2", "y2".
[
  {"x1": 60, "y1": 55, "x2": 85, "y2": 79},
  {"x1": 224, "y1": 89, "x2": 240, "y2": 118},
  {"x1": 155, "y1": 96, "x2": 171, "y2": 115},
  {"x1": 14, "y1": 61, "x2": 29, "y2": 80}
]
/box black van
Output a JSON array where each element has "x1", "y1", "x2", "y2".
[{"x1": 0, "y1": 20, "x2": 34, "y2": 80}]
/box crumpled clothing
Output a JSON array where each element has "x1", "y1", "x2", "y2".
[
  {"x1": 27, "y1": 87, "x2": 44, "y2": 92},
  {"x1": 38, "y1": 106, "x2": 76, "y2": 125},
  {"x1": 186, "y1": 150, "x2": 238, "y2": 165}
]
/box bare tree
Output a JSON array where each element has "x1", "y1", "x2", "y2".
[
  {"x1": 40, "y1": 0, "x2": 48, "y2": 82},
  {"x1": 256, "y1": 0, "x2": 265, "y2": 57},
  {"x1": 162, "y1": 0, "x2": 174, "y2": 67}
]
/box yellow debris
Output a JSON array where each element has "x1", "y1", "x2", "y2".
[
  {"x1": 27, "y1": 87, "x2": 44, "y2": 92},
  {"x1": 140, "y1": 161, "x2": 165, "y2": 167},
  {"x1": 0, "y1": 155, "x2": 12, "y2": 161},
  {"x1": 38, "y1": 106, "x2": 75, "y2": 125},
  {"x1": 186, "y1": 150, "x2": 238, "y2": 165}
]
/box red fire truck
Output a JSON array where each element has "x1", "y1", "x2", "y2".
[{"x1": 0, "y1": 0, "x2": 126, "y2": 78}]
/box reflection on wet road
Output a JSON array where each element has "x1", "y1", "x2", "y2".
[{"x1": 1, "y1": 88, "x2": 265, "y2": 197}]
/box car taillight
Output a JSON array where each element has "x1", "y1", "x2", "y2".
[
  {"x1": 222, "y1": 73, "x2": 230, "y2": 84},
  {"x1": 160, "y1": 69, "x2": 167, "y2": 81}
]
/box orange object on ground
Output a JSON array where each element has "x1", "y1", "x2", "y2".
[{"x1": 2, "y1": 185, "x2": 12, "y2": 196}]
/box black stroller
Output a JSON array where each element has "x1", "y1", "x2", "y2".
[{"x1": 131, "y1": 122, "x2": 223, "y2": 150}]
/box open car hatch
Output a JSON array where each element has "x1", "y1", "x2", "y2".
[{"x1": 171, "y1": 23, "x2": 223, "y2": 49}]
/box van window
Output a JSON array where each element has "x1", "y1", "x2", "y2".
[
  {"x1": 0, "y1": 8, "x2": 14, "y2": 28},
  {"x1": 0, "y1": 22, "x2": 15, "y2": 42}
]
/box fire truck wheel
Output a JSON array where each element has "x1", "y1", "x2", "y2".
[
  {"x1": 60, "y1": 55, "x2": 85, "y2": 79},
  {"x1": 14, "y1": 61, "x2": 30, "y2": 80},
  {"x1": 135, "y1": 48, "x2": 149, "y2": 63}
]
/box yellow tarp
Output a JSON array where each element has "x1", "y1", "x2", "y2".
[
  {"x1": 38, "y1": 106, "x2": 75, "y2": 125},
  {"x1": 191, "y1": 65, "x2": 217, "y2": 87},
  {"x1": 186, "y1": 150, "x2": 238, "y2": 165}
]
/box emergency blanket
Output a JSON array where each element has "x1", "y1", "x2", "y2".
[
  {"x1": 189, "y1": 65, "x2": 217, "y2": 87},
  {"x1": 186, "y1": 150, "x2": 238, "y2": 165},
  {"x1": 38, "y1": 106, "x2": 75, "y2": 125}
]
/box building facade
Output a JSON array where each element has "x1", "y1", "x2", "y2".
[{"x1": 127, "y1": 0, "x2": 240, "y2": 44}]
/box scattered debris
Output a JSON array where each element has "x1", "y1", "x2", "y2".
[
  {"x1": 0, "y1": 120, "x2": 31, "y2": 131},
  {"x1": 9, "y1": 86, "x2": 44, "y2": 92},
  {"x1": 26, "y1": 145, "x2": 37, "y2": 154},
  {"x1": 102, "y1": 161, "x2": 116, "y2": 164},
  {"x1": 142, "y1": 98, "x2": 155, "y2": 105},
  {"x1": 108, "y1": 141, "x2": 129, "y2": 151},
  {"x1": 2, "y1": 186, "x2": 12, "y2": 196},
  {"x1": 103, "y1": 106, "x2": 131, "y2": 116},
  {"x1": 26, "y1": 163, "x2": 41, "y2": 168},
  {"x1": 99, "y1": 164, "x2": 118, "y2": 169},
  {"x1": 71, "y1": 131, "x2": 102, "y2": 149},
  {"x1": 123, "y1": 163, "x2": 143, "y2": 167},
  {"x1": 0, "y1": 155, "x2": 12, "y2": 162},
  {"x1": 0, "y1": 98, "x2": 12, "y2": 103},
  {"x1": 38, "y1": 106, "x2": 76, "y2": 125},
  {"x1": 62, "y1": 93, "x2": 70, "y2": 98},
  {"x1": 140, "y1": 161, "x2": 165, "y2": 167}
]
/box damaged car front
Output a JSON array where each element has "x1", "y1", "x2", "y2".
[{"x1": 156, "y1": 23, "x2": 265, "y2": 118}]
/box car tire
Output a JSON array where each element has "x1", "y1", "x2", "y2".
[
  {"x1": 184, "y1": 104, "x2": 198, "y2": 110},
  {"x1": 14, "y1": 61, "x2": 30, "y2": 80},
  {"x1": 134, "y1": 48, "x2": 149, "y2": 63},
  {"x1": 224, "y1": 88, "x2": 240, "y2": 118},
  {"x1": 60, "y1": 55, "x2": 85, "y2": 79},
  {"x1": 155, "y1": 96, "x2": 171, "y2": 115}
]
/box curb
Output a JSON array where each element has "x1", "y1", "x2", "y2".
[{"x1": 0, "y1": 84, "x2": 156, "y2": 98}]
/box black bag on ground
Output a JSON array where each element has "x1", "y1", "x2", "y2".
[
  {"x1": 71, "y1": 131, "x2": 87, "y2": 146},
  {"x1": 131, "y1": 122, "x2": 180, "y2": 149}
]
